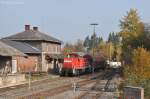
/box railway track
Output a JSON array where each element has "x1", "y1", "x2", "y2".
[
  {"x1": 19, "y1": 71, "x2": 105, "y2": 99},
  {"x1": 20, "y1": 78, "x2": 96, "y2": 99},
  {"x1": 76, "y1": 69, "x2": 116, "y2": 99},
  {"x1": 0, "y1": 76, "x2": 62, "y2": 93},
  {"x1": 0, "y1": 76, "x2": 80, "y2": 98},
  {"x1": 0, "y1": 70, "x2": 103, "y2": 99},
  {"x1": 0, "y1": 69, "x2": 113, "y2": 99}
]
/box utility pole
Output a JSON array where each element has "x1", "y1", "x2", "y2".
[
  {"x1": 90, "y1": 23, "x2": 99, "y2": 57},
  {"x1": 109, "y1": 43, "x2": 111, "y2": 61},
  {"x1": 90, "y1": 23, "x2": 98, "y2": 74}
]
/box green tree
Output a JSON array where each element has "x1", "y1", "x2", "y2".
[
  {"x1": 120, "y1": 9, "x2": 150, "y2": 98},
  {"x1": 108, "y1": 32, "x2": 120, "y2": 45},
  {"x1": 83, "y1": 33, "x2": 103, "y2": 51},
  {"x1": 119, "y1": 9, "x2": 144, "y2": 64},
  {"x1": 83, "y1": 36, "x2": 90, "y2": 47},
  {"x1": 107, "y1": 32, "x2": 121, "y2": 61},
  {"x1": 120, "y1": 9, "x2": 144, "y2": 40}
]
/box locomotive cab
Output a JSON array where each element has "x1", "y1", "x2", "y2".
[{"x1": 60, "y1": 52, "x2": 92, "y2": 76}]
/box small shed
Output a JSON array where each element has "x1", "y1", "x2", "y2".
[
  {"x1": 0, "y1": 41, "x2": 26, "y2": 74},
  {"x1": 1, "y1": 40, "x2": 41, "y2": 73}
]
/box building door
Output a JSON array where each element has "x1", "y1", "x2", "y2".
[{"x1": 12, "y1": 59, "x2": 17, "y2": 73}]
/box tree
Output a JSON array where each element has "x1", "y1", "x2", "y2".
[
  {"x1": 119, "y1": 9, "x2": 144, "y2": 64},
  {"x1": 108, "y1": 32, "x2": 120, "y2": 45},
  {"x1": 120, "y1": 9, "x2": 144, "y2": 40},
  {"x1": 132, "y1": 47, "x2": 150, "y2": 79},
  {"x1": 140, "y1": 24, "x2": 150, "y2": 51},
  {"x1": 107, "y1": 32, "x2": 121, "y2": 61},
  {"x1": 83, "y1": 36, "x2": 90, "y2": 47},
  {"x1": 63, "y1": 39, "x2": 85, "y2": 54},
  {"x1": 99, "y1": 42, "x2": 114, "y2": 60},
  {"x1": 83, "y1": 33, "x2": 103, "y2": 51},
  {"x1": 74, "y1": 39, "x2": 85, "y2": 52},
  {"x1": 124, "y1": 47, "x2": 150, "y2": 97},
  {"x1": 98, "y1": 37, "x2": 103, "y2": 45},
  {"x1": 63, "y1": 42, "x2": 74, "y2": 56},
  {"x1": 119, "y1": 9, "x2": 150, "y2": 98}
]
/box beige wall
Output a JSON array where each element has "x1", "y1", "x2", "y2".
[
  {"x1": 21, "y1": 41, "x2": 61, "y2": 54},
  {"x1": 16, "y1": 41, "x2": 61, "y2": 72},
  {"x1": 42, "y1": 42, "x2": 61, "y2": 54},
  {"x1": 14, "y1": 55, "x2": 39, "y2": 72}
]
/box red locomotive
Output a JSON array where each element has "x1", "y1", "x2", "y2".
[{"x1": 60, "y1": 52, "x2": 106, "y2": 76}]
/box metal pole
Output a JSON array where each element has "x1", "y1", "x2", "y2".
[
  {"x1": 109, "y1": 43, "x2": 111, "y2": 61},
  {"x1": 90, "y1": 23, "x2": 98, "y2": 57},
  {"x1": 90, "y1": 23, "x2": 98, "y2": 74}
]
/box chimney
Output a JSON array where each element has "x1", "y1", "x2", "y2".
[
  {"x1": 33, "y1": 26, "x2": 38, "y2": 31},
  {"x1": 25, "y1": 25, "x2": 30, "y2": 31}
]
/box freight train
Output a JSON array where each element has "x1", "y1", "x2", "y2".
[{"x1": 60, "y1": 52, "x2": 106, "y2": 76}]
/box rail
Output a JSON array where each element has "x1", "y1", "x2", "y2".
[{"x1": 76, "y1": 69, "x2": 115, "y2": 99}]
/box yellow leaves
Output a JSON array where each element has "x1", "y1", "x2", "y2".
[
  {"x1": 131, "y1": 47, "x2": 150, "y2": 79},
  {"x1": 99, "y1": 42, "x2": 114, "y2": 59},
  {"x1": 120, "y1": 9, "x2": 145, "y2": 49}
]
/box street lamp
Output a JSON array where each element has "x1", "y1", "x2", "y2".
[
  {"x1": 90, "y1": 23, "x2": 99, "y2": 75},
  {"x1": 90, "y1": 23, "x2": 99, "y2": 34},
  {"x1": 90, "y1": 23, "x2": 99, "y2": 56}
]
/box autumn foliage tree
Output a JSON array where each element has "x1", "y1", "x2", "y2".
[
  {"x1": 132, "y1": 48, "x2": 150, "y2": 79},
  {"x1": 107, "y1": 32, "x2": 121, "y2": 61},
  {"x1": 63, "y1": 39, "x2": 85, "y2": 56},
  {"x1": 125, "y1": 47, "x2": 150, "y2": 80},
  {"x1": 119, "y1": 9, "x2": 145, "y2": 64},
  {"x1": 124, "y1": 47, "x2": 150, "y2": 97},
  {"x1": 120, "y1": 9, "x2": 150, "y2": 98}
]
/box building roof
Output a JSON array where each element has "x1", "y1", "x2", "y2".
[
  {"x1": 1, "y1": 40, "x2": 40, "y2": 54},
  {"x1": 3, "y1": 27, "x2": 62, "y2": 44},
  {"x1": 0, "y1": 41, "x2": 26, "y2": 57}
]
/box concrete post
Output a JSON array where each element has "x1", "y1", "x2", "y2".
[{"x1": 124, "y1": 86, "x2": 144, "y2": 99}]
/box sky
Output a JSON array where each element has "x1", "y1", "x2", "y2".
[{"x1": 0, "y1": 0, "x2": 150, "y2": 43}]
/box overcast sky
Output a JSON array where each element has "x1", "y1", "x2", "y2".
[{"x1": 0, "y1": 0, "x2": 150, "y2": 43}]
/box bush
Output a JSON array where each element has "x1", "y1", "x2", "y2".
[{"x1": 123, "y1": 47, "x2": 150, "y2": 97}]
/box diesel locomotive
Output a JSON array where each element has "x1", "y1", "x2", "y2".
[{"x1": 60, "y1": 52, "x2": 106, "y2": 76}]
